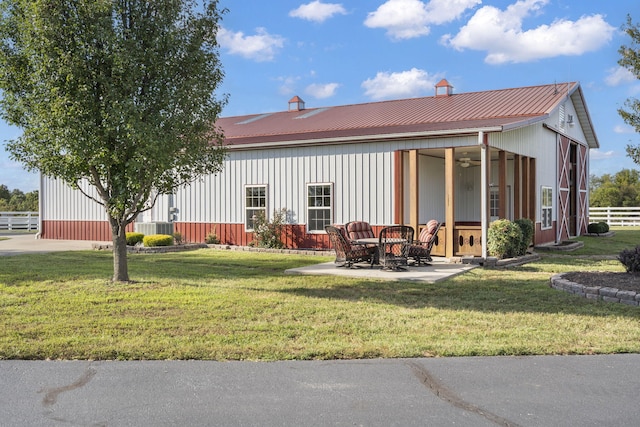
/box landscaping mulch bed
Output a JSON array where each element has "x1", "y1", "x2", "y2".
[{"x1": 563, "y1": 271, "x2": 640, "y2": 293}]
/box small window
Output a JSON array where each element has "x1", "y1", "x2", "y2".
[
  {"x1": 490, "y1": 188, "x2": 499, "y2": 220},
  {"x1": 541, "y1": 186, "x2": 553, "y2": 230},
  {"x1": 245, "y1": 185, "x2": 267, "y2": 231},
  {"x1": 307, "y1": 183, "x2": 333, "y2": 232},
  {"x1": 490, "y1": 186, "x2": 511, "y2": 221}
]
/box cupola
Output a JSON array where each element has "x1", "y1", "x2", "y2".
[
  {"x1": 435, "y1": 79, "x2": 454, "y2": 97},
  {"x1": 288, "y1": 95, "x2": 305, "y2": 111}
]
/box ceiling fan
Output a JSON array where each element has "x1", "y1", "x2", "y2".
[{"x1": 457, "y1": 157, "x2": 481, "y2": 168}]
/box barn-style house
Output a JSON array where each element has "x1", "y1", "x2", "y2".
[{"x1": 39, "y1": 80, "x2": 599, "y2": 259}]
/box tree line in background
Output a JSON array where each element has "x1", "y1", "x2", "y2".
[
  {"x1": 0, "y1": 184, "x2": 38, "y2": 211},
  {"x1": 590, "y1": 17, "x2": 640, "y2": 208}
]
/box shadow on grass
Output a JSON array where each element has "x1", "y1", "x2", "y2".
[
  {"x1": 0, "y1": 249, "x2": 329, "y2": 284},
  {"x1": 2, "y1": 249, "x2": 639, "y2": 320},
  {"x1": 275, "y1": 271, "x2": 640, "y2": 319}
]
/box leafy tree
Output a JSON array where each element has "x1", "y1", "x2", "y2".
[
  {"x1": 590, "y1": 169, "x2": 640, "y2": 207},
  {"x1": 0, "y1": 0, "x2": 227, "y2": 282},
  {"x1": 0, "y1": 185, "x2": 37, "y2": 211},
  {"x1": 619, "y1": 15, "x2": 640, "y2": 162}
]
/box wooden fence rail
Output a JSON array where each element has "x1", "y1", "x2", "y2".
[
  {"x1": 0, "y1": 212, "x2": 39, "y2": 231},
  {"x1": 589, "y1": 207, "x2": 640, "y2": 226}
]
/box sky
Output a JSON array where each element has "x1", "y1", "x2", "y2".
[{"x1": 1, "y1": 0, "x2": 639, "y2": 193}]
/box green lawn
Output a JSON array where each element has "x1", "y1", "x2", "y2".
[{"x1": 1, "y1": 227, "x2": 639, "y2": 360}]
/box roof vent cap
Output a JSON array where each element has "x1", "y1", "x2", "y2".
[
  {"x1": 435, "y1": 79, "x2": 454, "y2": 97},
  {"x1": 288, "y1": 95, "x2": 305, "y2": 111}
]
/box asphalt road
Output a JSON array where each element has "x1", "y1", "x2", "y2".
[
  {"x1": 2, "y1": 355, "x2": 640, "y2": 426},
  {"x1": 2, "y1": 232, "x2": 639, "y2": 426}
]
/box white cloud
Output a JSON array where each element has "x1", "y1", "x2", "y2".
[
  {"x1": 614, "y1": 124, "x2": 635, "y2": 134},
  {"x1": 276, "y1": 76, "x2": 300, "y2": 96},
  {"x1": 361, "y1": 68, "x2": 442, "y2": 100},
  {"x1": 305, "y1": 82, "x2": 341, "y2": 99},
  {"x1": 589, "y1": 149, "x2": 616, "y2": 160},
  {"x1": 218, "y1": 27, "x2": 285, "y2": 62},
  {"x1": 289, "y1": 1, "x2": 347, "y2": 23},
  {"x1": 442, "y1": 0, "x2": 616, "y2": 64},
  {"x1": 605, "y1": 67, "x2": 636, "y2": 87},
  {"x1": 364, "y1": 0, "x2": 481, "y2": 40}
]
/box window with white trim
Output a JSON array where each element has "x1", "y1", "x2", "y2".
[
  {"x1": 541, "y1": 186, "x2": 553, "y2": 229},
  {"x1": 307, "y1": 183, "x2": 333, "y2": 232},
  {"x1": 490, "y1": 186, "x2": 511, "y2": 221},
  {"x1": 245, "y1": 185, "x2": 267, "y2": 231}
]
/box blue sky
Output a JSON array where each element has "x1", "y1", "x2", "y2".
[{"x1": 1, "y1": 0, "x2": 639, "y2": 192}]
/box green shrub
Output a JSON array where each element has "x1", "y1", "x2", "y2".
[
  {"x1": 126, "y1": 232, "x2": 144, "y2": 246},
  {"x1": 488, "y1": 219, "x2": 523, "y2": 259},
  {"x1": 514, "y1": 218, "x2": 534, "y2": 256},
  {"x1": 251, "y1": 208, "x2": 288, "y2": 249},
  {"x1": 173, "y1": 232, "x2": 184, "y2": 245},
  {"x1": 618, "y1": 245, "x2": 640, "y2": 274},
  {"x1": 205, "y1": 226, "x2": 220, "y2": 244},
  {"x1": 587, "y1": 221, "x2": 609, "y2": 234},
  {"x1": 143, "y1": 234, "x2": 174, "y2": 247}
]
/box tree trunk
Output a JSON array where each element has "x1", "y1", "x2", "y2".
[{"x1": 111, "y1": 220, "x2": 129, "y2": 282}]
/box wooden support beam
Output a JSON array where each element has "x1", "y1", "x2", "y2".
[
  {"x1": 498, "y1": 150, "x2": 507, "y2": 219},
  {"x1": 393, "y1": 151, "x2": 404, "y2": 225},
  {"x1": 522, "y1": 156, "x2": 530, "y2": 220},
  {"x1": 529, "y1": 157, "x2": 536, "y2": 224},
  {"x1": 409, "y1": 150, "x2": 419, "y2": 232},
  {"x1": 445, "y1": 148, "x2": 455, "y2": 258},
  {"x1": 513, "y1": 154, "x2": 521, "y2": 219}
]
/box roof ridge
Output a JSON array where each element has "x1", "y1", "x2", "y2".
[{"x1": 221, "y1": 82, "x2": 577, "y2": 119}]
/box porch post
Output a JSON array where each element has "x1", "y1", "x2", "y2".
[
  {"x1": 409, "y1": 149, "x2": 419, "y2": 233},
  {"x1": 514, "y1": 154, "x2": 521, "y2": 219},
  {"x1": 529, "y1": 158, "x2": 536, "y2": 224},
  {"x1": 522, "y1": 157, "x2": 530, "y2": 220},
  {"x1": 480, "y1": 132, "x2": 488, "y2": 259},
  {"x1": 393, "y1": 151, "x2": 404, "y2": 224},
  {"x1": 445, "y1": 148, "x2": 455, "y2": 258},
  {"x1": 498, "y1": 150, "x2": 507, "y2": 219}
]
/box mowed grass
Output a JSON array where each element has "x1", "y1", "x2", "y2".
[{"x1": 1, "y1": 228, "x2": 639, "y2": 360}]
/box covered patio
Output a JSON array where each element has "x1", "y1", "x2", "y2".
[{"x1": 395, "y1": 133, "x2": 538, "y2": 260}]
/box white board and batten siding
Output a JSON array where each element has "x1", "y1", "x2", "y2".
[
  {"x1": 176, "y1": 141, "x2": 396, "y2": 228},
  {"x1": 41, "y1": 177, "x2": 107, "y2": 221}
]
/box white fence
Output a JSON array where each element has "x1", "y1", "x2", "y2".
[
  {"x1": 0, "y1": 212, "x2": 39, "y2": 231},
  {"x1": 589, "y1": 207, "x2": 640, "y2": 226}
]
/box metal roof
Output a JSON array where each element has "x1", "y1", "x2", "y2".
[{"x1": 217, "y1": 82, "x2": 599, "y2": 149}]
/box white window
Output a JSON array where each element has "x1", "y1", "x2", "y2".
[
  {"x1": 490, "y1": 186, "x2": 511, "y2": 221},
  {"x1": 307, "y1": 183, "x2": 333, "y2": 232},
  {"x1": 245, "y1": 185, "x2": 267, "y2": 231},
  {"x1": 541, "y1": 186, "x2": 553, "y2": 229}
]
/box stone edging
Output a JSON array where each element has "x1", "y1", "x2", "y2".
[{"x1": 549, "y1": 273, "x2": 640, "y2": 306}]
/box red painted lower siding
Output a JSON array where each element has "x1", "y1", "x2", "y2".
[
  {"x1": 174, "y1": 222, "x2": 332, "y2": 249},
  {"x1": 535, "y1": 221, "x2": 556, "y2": 246},
  {"x1": 41, "y1": 221, "x2": 132, "y2": 242},
  {"x1": 42, "y1": 220, "x2": 332, "y2": 249}
]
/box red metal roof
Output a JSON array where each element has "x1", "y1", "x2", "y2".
[{"x1": 217, "y1": 82, "x2": 597, "y2": 148}]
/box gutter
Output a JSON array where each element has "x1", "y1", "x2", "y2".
[{"x1": 226, "y1": 126, "x2": 505, "y2": 151}]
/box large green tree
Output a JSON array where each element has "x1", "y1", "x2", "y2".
[
  {"x1": 0, "y1": 0, "x2": 227, "y2": 282},
  {"x1": 590, "y1": 169, "x2": 640, "y2": 207},
  {"x1": 619, "y1": 15, "x2": 640, "y2": 162}
]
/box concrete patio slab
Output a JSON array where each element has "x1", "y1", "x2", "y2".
[{"x1": 286, "y1": 258, "x2": 475, "y2": 283}]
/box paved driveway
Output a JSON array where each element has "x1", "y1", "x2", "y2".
[{"x1": 0, "y1": 232, "x2": 106, "y2": 256}]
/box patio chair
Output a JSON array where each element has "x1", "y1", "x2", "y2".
[
  {"x1": 345, "y1": 221, "x2": 375, "y2": 242},
  {"x1": 378, "y1": 225, "x2": 414, "y2": 270},
  {"x1": 325, "y1": 225, "x2": 376, "y2": 268},
  {"x1": 408, "y1": 220, "x2": 441, "y2": 266}
]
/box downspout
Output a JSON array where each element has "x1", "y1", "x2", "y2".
[
  {"x1": 35, "y1": 171, "x2": 43, "y2": 239},
  {"x1": 479, "y1": 131, "x2": 488, "y2": 259}
]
